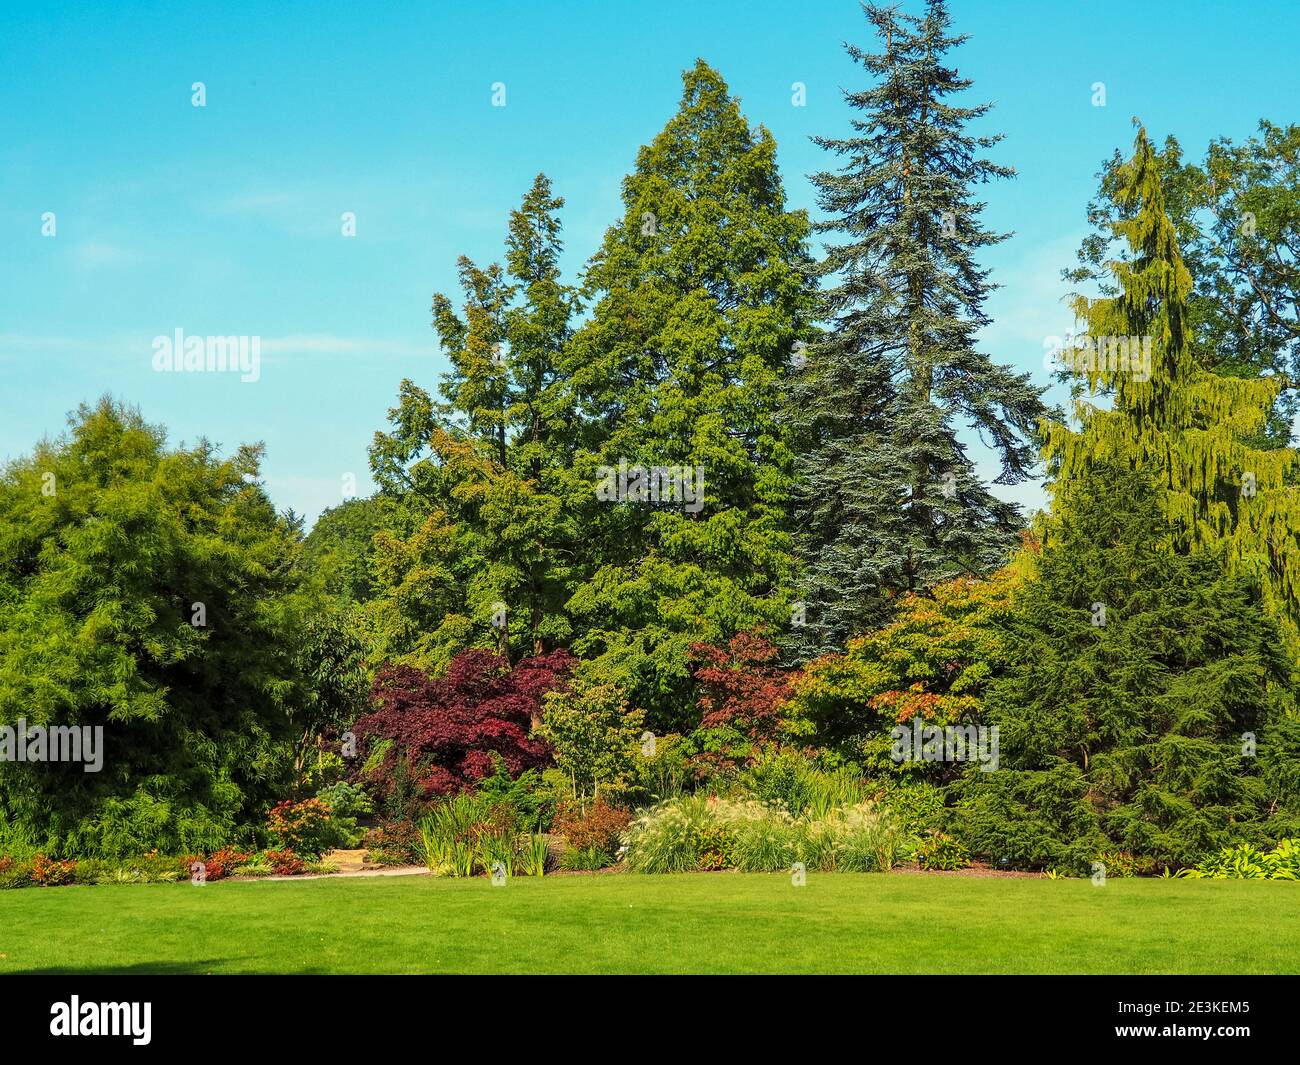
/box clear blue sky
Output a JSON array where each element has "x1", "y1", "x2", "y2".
[{"x1": 3, "y1": 0, "x2": 1297, "y2": 525}]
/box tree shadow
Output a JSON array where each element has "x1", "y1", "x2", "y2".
[{"x1": 9, "y1": 959, "x2": 235, "y2": 975}]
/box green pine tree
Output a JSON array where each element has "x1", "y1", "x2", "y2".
[
  {"x1": 791, "y1": 0, "x2": 1046, "y2": 657},
  {"x1": 368, "y1": 174, "x2": 581, "y2": 667},
  {"x1": 1044, "y1": 125, "x2": 1300, "y2": 669},
  {"x1": 565, "y1": 60, "x2": 817, "y2": 728},
  {"x1": 955, "y1": 464, "x2": 1300, "y2": 871}
]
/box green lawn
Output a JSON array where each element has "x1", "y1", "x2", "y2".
[{"x1": 3, "y1": 872, "x2": 1297, "y2": 974}]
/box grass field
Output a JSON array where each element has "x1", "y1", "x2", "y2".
[{"x1": 3, "y1": 872, "x2": 1297, "y2": 974}]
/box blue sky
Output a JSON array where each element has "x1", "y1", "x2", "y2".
[{"x1": 3, "y1": 0, "x2": 1297, "y2": 525}]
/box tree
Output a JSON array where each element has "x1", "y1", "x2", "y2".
[
  {"x1": 786, "y1": 559, "x2": 1023, "y2": 768},
  {"x1": 954, "y1": 464, "x2": 1300, "y2": 871},
  {"x1": 301, "y1": 495, "x2": 395, "y2": 605},
  {"x1": 538, "y1": 680, "x2": 646, "y2": 800},
  {"x1": 356, "y1": 648, "x2": 574, "y2": 801},
  {"x1": 1067, "y1": 121, "x2": 1300, "y2": 443},
  {"x1": 1044, "y1": 125, "x2": 1300, "y2": 669},
  {"x1": 368, "y1": 174, "x2": 581, "y2": 669},
  {"x1": 565, "y1": 60, "x2": 816, "y2": 727},
  {"x1": 790, "y1": 0, "x2": 1045, "y2": 657},
  {"x1": 690, "y1": 632, "x2": 792, "y2": 745},
  {"x1": 0, "y1": 398, "x2": 306, "y2": 856}
]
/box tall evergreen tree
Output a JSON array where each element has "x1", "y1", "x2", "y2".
[
  {"x1": 1066, "y1": 122, "x2": 1300, "y2": 444},
  {"x1": 1044, "y1": 125, "x2": 1300, "y2": 668},
  {"x1": 368, "y1": 174, "x2": 581, "y2": 669},
  {"x1": 791, "y1": 0, "x2": 1046, "y2": 657},
  {"x1": 954, "y1": 464, "x2": 1300, "y2": 871},
  {"x1": 566, "y1": 61, "x2": 816, "y2": 728}
]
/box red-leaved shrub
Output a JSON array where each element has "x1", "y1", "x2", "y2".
[
  {"x1": 30, "y1": 854, "x2": 77, "y2": 887},
  {"x1": 553, "y1": 798, "x2": 631, "y2": 859},
  {"x1": 182, "y1": 847, "x2": 250, "y2": 881},
  {"x1": 265, "y1": 848, "x2": 306, "y2": 876},
  {"x1": 356, "y1": 648, "x2": 574, "y2": 800},
  {"x1": 690, "y1": 632, "x2": 792, "y2": 743},
  {"x1": 363, "y1": 820, "x2": 423, "y2": 866}
]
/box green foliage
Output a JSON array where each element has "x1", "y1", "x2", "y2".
[
  {"x1": 791, "y1": 0, "x2": 1044, "y2": 656},
  {"x1": 1177, "y1": 839, "x2": 1300, "y2": 880},
  {"x1": 418, "y1": 793, "x2": 541, "y2": 878},
  {"x1": 1045, "y1": 124, "x2": 1300, "y2": 667},
  {"x1": 620, "y1": 794, "x2": 908, "y2": 874},
  {"x1": 314, "y1": 781, "x2": 372, "y2": 849},
  {"x1": 956, "y1": 464, "x2": 1300, "y2": 870},
  {"x1": 0, "y1": 397, "x2": 311, "y2": 857},
  {"x1": 538, "y1": 680, "x2": 646, "y2": 802},
  {"x1": 518, "y1": 833, "x2": 550, "y2": 877},
  {"x1": 915, "y1": 831, "x2": 970, "y2": 871},
  {"x1": 558, "y1": 845, "x2": 608, "y2": 872},
  {"x1": 565, "y1": 60, "x2": 817, "y2": 727},
  {"x1": 368, "y1": 174, "x2": 582, "y2": 670},
  {"x1": 300, "y1": 495, "x2": 395, "y2": 604},
  {"x1": 1067, "y1": 122, "x2": 1300, "y2": 443},
  {"x1": 473, "y1": 763, "x2": 555, "y2": 832},
  {"x1": 787, "y1": 564, "x2": 1022, "y2": 760},
  {"x1": 734, "y1": 748, "x2": 870, "y2": 818}
]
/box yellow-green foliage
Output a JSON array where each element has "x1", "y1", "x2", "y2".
[
  {"x1": 785, "y1": 561, "x2": 1025, "y2": 753},
  {"x1": 1042, "y1": 126, "x2": 1300, "y2": 670}
]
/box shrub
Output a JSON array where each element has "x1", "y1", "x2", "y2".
[
  {"x1": 1090, "y1": 850, "x2": 1156, "y2": 879},
  {"x1": 264, "y1": 848, "x2": 306, "y2": 876},
  {"x1": 30, "y1": 854, "x2": 78, "y2": 887},
  {"x1": 74, "y1": 852, "x2": 183, "y2": 886},
  {"x1": 553, "y1": 798, "x2": 631, "y2": 862},
  {"x1": 474, "y1": 763, "x2": 556, "y2": 833},
  {"x1": 1177, "y1": 840, "x2": 1300, "y2": 880},
  {"x1": 0, "y1": 858, "x2": 32, "y2": 889},
  {"x1": 419, "y1": 794, "x2": 522, "y2": 877},
  {"x1": 559, "y1": 845, "x2": 609, "y2": 871},
  {"x1": 826, "y1": 802, "x2": 906, "y2": 872},
  {"x1": 622, "y1": 796, "x2": 715, "y2": 873},
  {"x1": 737, "y1": 750, "x2": 871, "y2": 818},
  {"x1": 916, "y1": 831, "x2": 970, "y2": 871},
  {"x1": 690, "y1": 632, "x2": 792, "y2": 745},
  {"x1": 730, "y1": 811, "x2": 797, "y2": 872},
  {"x1": 356, "y1": 649, "x2": 573, "y2": 801},
  {"x1": 539, "y1": 681, "x2": 646, "y2": 802},
  {"x1": 518, "y1": 833, "x2": 550, "y2": 877},
  {"x1": 266, "y1": 798, "x2": 335, "y2": 859},
  {"x1": 314, "y1": 781, "x2": 372, "y2": 848},
  {"x1": 363, "y1": 820, "x2": 423, "y2": 867},
  {"x1": 183, "y1": 847, "x2": 251, "y2": 882}
]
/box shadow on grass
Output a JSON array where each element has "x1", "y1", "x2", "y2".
[{"x1": 9, "y1": 960, "x2": 236, "y2": 976}]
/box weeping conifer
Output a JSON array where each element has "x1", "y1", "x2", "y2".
[{"x1": 1043, "y1": 124, "x2": 1300, "y2": 667}]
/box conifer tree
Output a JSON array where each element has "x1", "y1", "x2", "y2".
[
  {"x1": 565, "y1": 61, "x2": 817, "y2": 728},
  {"x1": 790, "y1": 0, "x2": 1045, "y2": 657},
  {"x1": 955, "y1": 464, "x2": 1300, "y2": 871},
  {"x1": 1043, "y1": 125, "x2": 1300, "y2": 665},
  {"x1": 369, "y1": 175, "x2": 581, "y2": 668}
]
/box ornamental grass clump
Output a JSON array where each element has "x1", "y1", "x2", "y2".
[
  {"x1": 621, "y1": 795, "x2": 715, "y2": 873},
  {"x1": 621, "y1": 795, "x2": 908, "y2": 874}
]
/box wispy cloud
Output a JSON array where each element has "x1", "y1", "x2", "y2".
[{"x1": 74, "y1": 241, "x2": 138, "y2": 270}]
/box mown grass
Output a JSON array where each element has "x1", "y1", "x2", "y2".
[{"x1": 3, "y1": 872, "x2": 1296, "y2": 974}]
